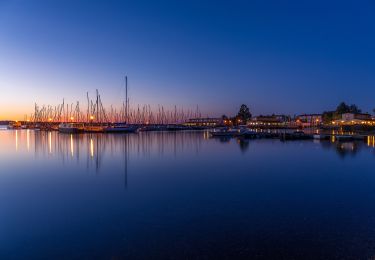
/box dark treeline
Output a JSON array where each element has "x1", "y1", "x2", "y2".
[
  {"x1": 322, "y1": 102, "x2": 366, "y2": 124},
  {"x1": 222, "y1": 104, "x2": 252, "y2": 126}
]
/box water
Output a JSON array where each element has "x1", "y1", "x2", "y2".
[{"x1": 1, "y1": 129, "x2": 375, "y2": 259}]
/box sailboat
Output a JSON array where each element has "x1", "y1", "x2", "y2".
[
  {"x1": 7, "y1": 121, "x2": 22, "y2": 129},
  {"x1": 104, "y1": 76, "x2": 138, "y2": 133},
  {"x1": 104, "y1": 123, "x2": 138, "y2": 133},
  {"x1": 58, "y1": 123, "x2": 84, "y2": 133}
]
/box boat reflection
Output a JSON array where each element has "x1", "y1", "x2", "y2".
[
  {"x1": 12, "y1": 130, "x2": 206, "y2": 178},
  {"x1": 9, "y1": 130, "x2": 375, "y2": 171},
  {"x1": 237, "y1": 139, "x2": 250, "y2": 153},
  {"x1": 335, "y1": 142, "x2": 358, "y2": 158}
]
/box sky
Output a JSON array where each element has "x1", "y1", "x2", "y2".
[{"x1": 0, "y1": 0, "x2": 374, "y2": 120}]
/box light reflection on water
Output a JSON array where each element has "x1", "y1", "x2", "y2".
[
  {"x1": 4, "y1": 130, "x2": 373, "y2": 162},
  {"x1": 0, "y1": 129, "x2": 375, "y2": 259}
]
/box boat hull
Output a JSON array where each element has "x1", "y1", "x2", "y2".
[
  {"x1": 84, "y1": 126, "x2": 104, "y2": 133},
  {"x1": 104, "y1": 126, "x2": 138, "y2": 133},
  {"x1": 335, "y1": 135, "x2": 354, "y2": 142},
  {"x1": 59, "y1": 128, "x2": 84, "y2": 133}
]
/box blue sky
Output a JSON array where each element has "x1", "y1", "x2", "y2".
[{"x1": 0, "y1": 0, "x2": 374, "y2": 119}]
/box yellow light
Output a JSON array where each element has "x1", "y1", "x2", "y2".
[
  {"x1": 15, "y1": 130, "x2": 18, "y2": 151},
  {"x1": 49, "y1": 132, "x2": 52, "y2": 154},
  {"x1": 70, "y1": 117, "x2": 74, "y2": 121},
  {"x1": 48, "y1": 118, "x2": 52, "y2": 121},
  {"x1": 90, "y1": 138, "x2": 94, "y2": 158},
  {"x1": 70, "y1": 134, "x2": 74, "y2": 157},
  {"x1": 90, "y1": 116, "x2": 94, "y2": 120},
  {"x1": 27, "y1": 129, "x2": 30, "y2": 151}
]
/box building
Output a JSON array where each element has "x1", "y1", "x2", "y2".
[
  {"x1": 184, "y1": 118, "x2": 223, "y2": 127},
  {"x1": 248, "y1": 115, "x2": 291, "y2": 127},
  {"x1": 296, "y1": 114, "x2": 322, "y2": 127},
  {"x1": 333, "y1": 113, "x2": 374, "y2": 125}
]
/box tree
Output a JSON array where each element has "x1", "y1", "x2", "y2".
[
  {"x1": 335, "y1": 102, "x2": 361, "y2": 114},
  {"x1": 322, "y1": 111, "x2": 335, "y2": 124},
  {"x1": 336, "y1": 102, "x2": 350, "y2": 114},
  {"x1": 236, "y1": 104, "x2": 252, "y2": 124},
  {"x1": 349, "y1": 104, "x2": 361, "y2": 113}
]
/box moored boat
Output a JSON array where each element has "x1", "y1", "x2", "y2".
[
  {"x1": 238, "y1": 129, "x2": 258, "y2": 139},
  {"x1": 138, "y1": 125, "x2": 167, "y2": 132},
  {"x1": 58, "y1": 123, "x2": 84, "y2": 133},
  {"x1": 84, "y1": 125, "x2": 105, "y2": 133},
  {"x1": 335, "y1": 135, "x2": 354, "y2": 142},
  {"x1": 280, "y1": 130, "x2": 312, "y2": 141},
  {"x1": 313, "y1": 134, "x2": 330, "y2": 140},
  {"x1": 104, "y1": 124, "x2": 138, "y2": 133},
  {"x1": 210, "y1": 128, "x2": 240, "y2": 137},
  {"x1": 7, "y1": 121, "x2": 22, "y2": 130},
  {"x1": 166, "y1": 124, "x2": 188, "y2": 131}
]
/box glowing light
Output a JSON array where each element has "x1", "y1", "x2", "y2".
[
  {"x1": 15, "y1": 130, "x2": 18, "y2": 151},
  {"x1": 368, "y1": 136, "x2": 375, "y2": 147},
  {"x1": 70, "y1": 117, "x2": 74, "y2": 121},
  {"x1": 90, "y1": 138, "x2": 94, "y2": 158},
  {"x1": 70, "y1": 134, "x2": 74, "y2": 157},
  {"x1": 49, "y1": 132, "x2": 52, "y2": 154},
  {"x1": 27, "y1": 129, "x2": 30, "y2": 151},
  {"x1": 48, "y1": 118, "x2": 52, "y2": 122},
  {"x1": 90, "y1": 116, "x2": 94, "y2": 120}
]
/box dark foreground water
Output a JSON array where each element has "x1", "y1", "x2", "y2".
[{"x1": 1, "y1": 129, "x2": 375, "y2": 259}]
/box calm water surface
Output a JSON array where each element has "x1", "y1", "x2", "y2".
[{"x1": 1, "y1": 128, "x2": 375, "y2": 259}]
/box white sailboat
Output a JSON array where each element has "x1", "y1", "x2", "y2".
[{"x1": 58, "y1": 123, "x2": 84, "y2": 133}]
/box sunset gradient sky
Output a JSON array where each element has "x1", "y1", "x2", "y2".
[{"x1": 0, "y1": 0, "x2": 375, "y2": 120}]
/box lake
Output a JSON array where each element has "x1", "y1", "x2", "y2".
[{"x1": 1, "y1": 129, "x2": 375, "y2": 259}]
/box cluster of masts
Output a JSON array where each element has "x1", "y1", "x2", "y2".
[{"x1": 28, "y1": 77, "x2": 202, "y2": 125}]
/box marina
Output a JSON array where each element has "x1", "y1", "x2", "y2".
[
  {"x1": 1, "y1": 1, "x2": 375, "y2": 258},
  {"x1": 1, "y1": 129, "x2": 375, "y2": 259}
]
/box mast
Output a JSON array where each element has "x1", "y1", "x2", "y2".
[
  {"x1": 125, "y1": 76, "x2": 128, "y2": 123},
  {"x1": 96, "y1": 89, "x2": 99, "y2": 123}
]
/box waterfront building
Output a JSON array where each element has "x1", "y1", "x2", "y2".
[
  {"x1": 184, "y1": 118, "x2": 223, "y2": 127},
  {"x1": 296, "y1": 114, "x2": 322, "y2": 127},
  {"x1": 333, "y1": 113, "x2": 374, "y2": 125},
  {"x1": 248, "y1": 115, "x2": 291, "y2": 127}
]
